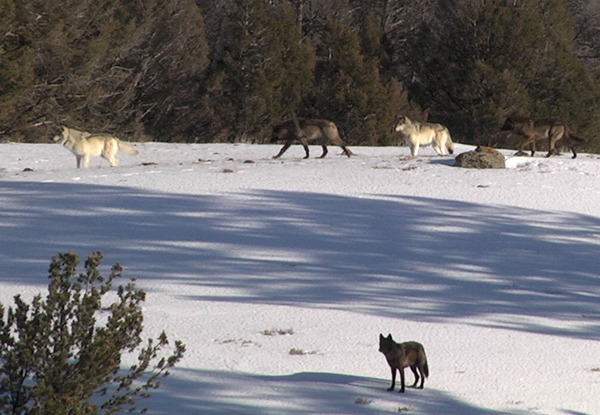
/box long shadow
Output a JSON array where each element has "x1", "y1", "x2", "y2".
[
  {"x1": 1, "y1": 182, "x2": 599, "y2": 340},
  {"x1": 144, "y1": 368, "x2": 517, "y2": 415}
]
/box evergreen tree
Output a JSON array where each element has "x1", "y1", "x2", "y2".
[
  {"x1": 358, "y1": 12, "x2": 421, "y2": 145},
  {"x1": 204, "y1": 0, "x2": 279, "y2": 142},
  {"x1": 358, "y1": 12, "x2": 389, "y2": 69},
  {"x1": 311, "y1": 19, "x2": 415, "y2": 145},
  {"x1": 398, "y1": 0, "x2": 600, "y2": 148},
  {"x1": 0, "y1": 0, "x2": 209, "y2": 142},
  {"x1": 123, "y1": 0, "x2": 210, "y2": 142},
  {"x1": 3, "y1": 0, "x2": 599, "y2": 149},
  {"x1": 269, "y1": 3, "x2": 316, "y2": 123},
  {"x1": 311, "y1": 20, "x2": 365, "y2": 143},
  {"x1": 0, "y1": 252, "x2": 185, "y2": 414},
  {"x1": 0, "y1": 0, "x2": 47, "y2": 141}
]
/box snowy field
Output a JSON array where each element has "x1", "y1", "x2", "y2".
[{"x1": 1, "y1": 140, "x2": 599, "y2": 414}]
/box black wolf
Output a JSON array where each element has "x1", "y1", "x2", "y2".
[
  {"x1": 379, "y1": 333, "x2": 429, "y2": 393},
  {"x1": 271, "y1": 118, "x2": 353, "y2": 159}
]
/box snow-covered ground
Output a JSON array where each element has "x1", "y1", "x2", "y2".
[{"x1": 1, "y1": 141, "x2": 599, "y2": 414}]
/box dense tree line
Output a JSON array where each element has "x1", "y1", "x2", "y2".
[{"x1": 1, "y1": 0, "x2": 599, "y2": 152}]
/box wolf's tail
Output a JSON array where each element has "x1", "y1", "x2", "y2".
[
  {"x1": 568, "y1": 130, "x2": 586, "y2": 143},
  {"x1": 446, "y1": 129, "x2": 454, "y2": 155},
  {"x1": 118, "y1": 141, "x2": 139, "y2": 155},
  {"x1": 423, "y1": 359, "x2": 429, "y2": 378}
]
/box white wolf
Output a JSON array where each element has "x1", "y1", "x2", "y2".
[
  {"x1": 53, "y1": 126, "x2": 138, "y2": 168},
  {"x1": 394, "y1": 116, "x2": 454, "y2": 156}
]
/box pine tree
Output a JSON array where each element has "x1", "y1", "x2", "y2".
[
  {"x1": 126, "y1": 0, "x2": 211, "y2": 142},
  {"x1": 203, "y1": 0, "x2": 280, "y2": 142},
  {"x1": 269, "y1": 3, "x2": 316, "y2": 123},
  {"x1": 0, "y1": 252, "x2": 185, "y2": 415},
  {"x1": 311, "y1": 19, "x2": 414, "y2": 146},
  {"x1": 398, "y1": 0, "x2": 600, "y2": 148},
  {"x1": 310, "y1": 20, "x2": 371, "y2": 144},
  {"x1": 0, "y1": 0, "x2": 210, "y2": 142},
  {"x1": 0, "y1": 0, "x2": 45, "y2": 141},
  {"x1": 358, "y1": 12, "x2": 420, "y2": 146}
]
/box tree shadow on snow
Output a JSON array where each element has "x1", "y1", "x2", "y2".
[
  {"x1": 1, "y1": 182, "x2": 599, "y2": 340},
  {"x1": 144, "y1": 368, "x2": 516, "y2": 415}
]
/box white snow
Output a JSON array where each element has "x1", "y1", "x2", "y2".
[{"x1": 1, "y1": 141, "x2": 599, "y2": 414}]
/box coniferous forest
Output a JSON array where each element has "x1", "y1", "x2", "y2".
[{"x1": 1, "y1": 0, "x2": 600, "y2": 152}]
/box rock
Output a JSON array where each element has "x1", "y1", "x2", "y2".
[{"x1": 454, "y1": 146, "x2": 506, "y2": 169}]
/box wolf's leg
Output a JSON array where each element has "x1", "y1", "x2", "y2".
[
  {"x1": 432, "y1": 137, "x2": 444, "y2": 155},
  {"x1": 102, "y1": 152, "x2": 118, "y2": 167},
  {"x1": 273, "y1": 141, "x2": 293, "y2": 159},
  {"x1": 341, "y1": 145, "x2": 352, "y2": 157},
  {"x1": 299, "y1": 137, "x2": 310, "y2": 159},
  {"x1": 76, "y1": 156, "x2": 83, "y2": 169},
  {"x1": 415, "y1": 365, "x2": 425, "y2": 388},
  {"x1": 433, "y1": 143, "x2": 445, "y2": 155},
  {"x1": 517, "y1": 136, "x2": 537, "y2": 156},
  {"x1": 546, "y1": 129, "x2": 563, "y2": 157},
  {"x1": 82, "y1": 155, "x2": 91, "y2": 168},
  {"x1": 387, "y1": 367, "x2": 396, "y2": 391},
  {"x1": 409, "y1": 366, "x2": 420, "y2": 387},
  {"x1": 103, "y1": 142, "x2": 119, "y2": 166},
  {"x1": 410, "y1": 142, "x2": 419, "y2": 156},
  {"x1": 318, "y1": 145, "x2": 328, "y2": 158},
  {"x1": 398, "y1": 368, "x2": 406, "y2": 393},
  {"x1": 441, "y1": 138, "x2": 448, "y2": 155}
]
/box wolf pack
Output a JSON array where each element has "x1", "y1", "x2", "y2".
[
  {"x1": 53, "y1": 114, "x2": 585, "y2": 168},
  {"x1": 49, "y1": 115, "x2": 586, "y2": 395}
]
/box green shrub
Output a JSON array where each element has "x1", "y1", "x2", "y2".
[{"x1": 0, "y1": 251, "x2": 185, "y2": 414}]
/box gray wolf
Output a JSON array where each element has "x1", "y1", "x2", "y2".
[
  {"x1": 394, "y1": 115, "x2": 454, "y2": 156},
  {"x1": 53, "y1": 126, "x2": 138, "y2": 168},
  {"x1": 501, "y1": 117, "x2": 585, "y2": 159},
  {"x1": 271, "y1": 118, "x2": 353, "y2": 159},
  {"x1": 379, "y1": 333, "x2": 429, "y2": 393}
]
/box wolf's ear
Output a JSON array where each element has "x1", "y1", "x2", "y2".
[
  {"x1": 62, "y1": 126, "x2": 68, "y2": 133},
  {"x1": 379, "y1": 333, "x2": 384, "y2": 339},
  {"x1": 387, "y1": 334, "x2": 392, "y2": 339}
]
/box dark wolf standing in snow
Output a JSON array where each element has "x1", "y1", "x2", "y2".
[
  {"x1": 379, "y1": 333, "x2": 429, "y2": 393},
  {"x1": 501, "y1": 117, "x2": 585, "y2": 159},
  {"x1": 270, "y1": 118, "x2": 353, "y2": 159}
]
